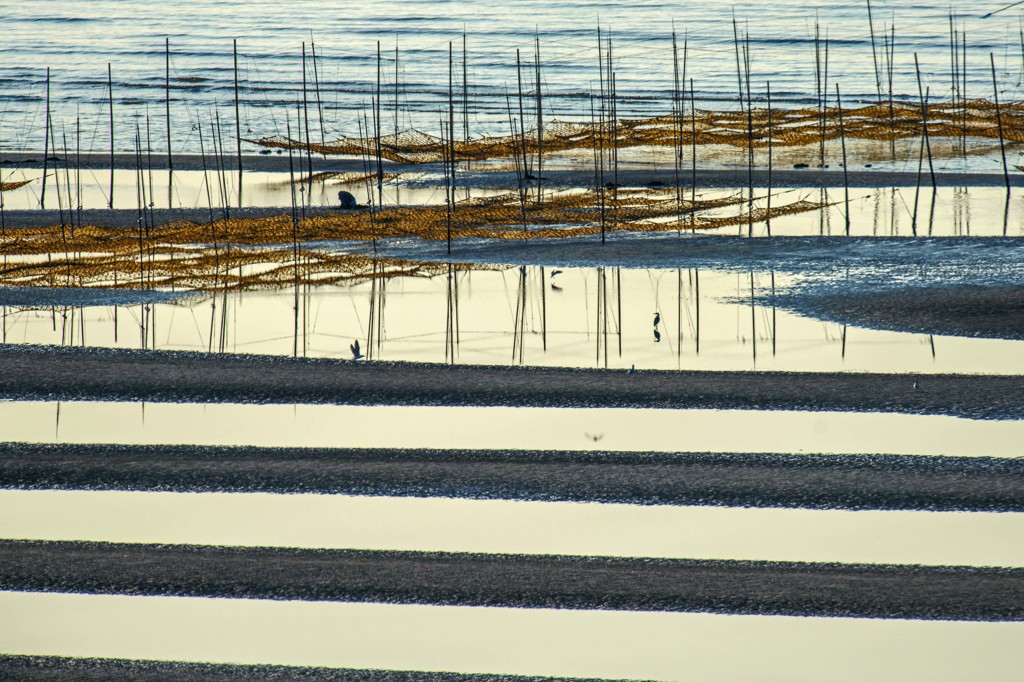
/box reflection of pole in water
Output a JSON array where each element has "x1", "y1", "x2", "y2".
[
  {"x1": 677, "y1": 269, "x2": 682, "y2": 365},
  {"x1": 445, "y1": 264, "x2": 455, "y2": 363},
  {"x1": 695, "y1": 268, "x2": 701, "y2": 355},
  {"x1": 749, "y1": 270, "x2": 757, "y2": 363},
  {"x1": 771, "y1": 269, "x2": 777, "y2": 356},
  {"x1": 603, "y1": 269, "x2": 608, "y2": 368},
  {"x1": 512, "y1": 266, "x2": 527, "y2": 364},
  {"x1": 928, "y1": 188, "x2": 937, "y2": 237},
  {"x1": 616, "y1": 268, "x2": 622, "y2": 357},
  {"x1": 540, "y1": 266, "x2": 547, "y2": 351},
  {"x1": 1003, "y1": 192, "x2": 1011, "y2": 237},
  {"x1": 368, "y1": 261, "x2": 378, "y2": 361},
  {"x1": 594, "y1": 267, "x2": 608, "y2": 368}
]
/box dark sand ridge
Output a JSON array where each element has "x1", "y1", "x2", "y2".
[
  {"x1": 2, "y1": 540, "x2": 1022, "y2": 621},
  {"x1": 768, "y1": 285, "x2": 1024, "y2": 341},
  {"x1": 0, "y1": 345, "x2": 1021, "y2": 419},
  {"x1": 2, "y1": 150, "x2": 1023, "y2": 185},
  {"x1": 0, "y1": 656, "x2": 630, "y2": 682},
  {"x1": 3, "y1": 443, "x2": 1022, "y2": 512}
]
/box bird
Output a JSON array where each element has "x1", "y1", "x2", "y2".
[
  {"x1": 653, "y1": 329, "x2": 661, "y2": 343},
  {"x1": 337, "y1": 190, "x2": 358, "y2": 210},
  {"x1": 550, "y1": 269, "x2": 563, "y2": 278},
  {"x1": 653, "y1": 312, "x2": 661, "y2": 327},
  {"x1": 913, "y1": 379, "x2": 920, "y2": 390},
  {"x1": 626, "y1": 365, "x2": 637, "y2": 375},
  {"x1": 350, "y1": 339, "x2": 363, "y2": 360},
  {"x1": 584, "y1": 432, "x2": 604, "y2": 442}
]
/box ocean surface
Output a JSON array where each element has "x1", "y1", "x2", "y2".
[{"x1": 3, "y1": 0, "x2": 1024, "y2": 155}]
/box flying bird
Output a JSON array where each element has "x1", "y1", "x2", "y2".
[
  {"x1": 584, "y1": 432, "x2": 604, "y2": 442},
  {"x1": 350, "y1": 339, "x2": 363, "y2": 360}
]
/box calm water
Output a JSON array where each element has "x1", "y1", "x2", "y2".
[
  {"x1": 4, "y1": 592, "x2": 1023, "y2": 682},
  {"x1": 3, "y1": 1, "x2": 1024, "y2": 154},
  {"x1": 4, "y1": 266, "x2": 1022, "y2": 374}
]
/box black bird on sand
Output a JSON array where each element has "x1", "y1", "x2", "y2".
[
  {"x1": 338, "y1": 191, "x2": 358, "y2": 210},
  {"x1": 653, "y1": 312, "x2": 661, "y2": 327},
  {"x1": 350, "y1": 339, "x2": 364, "y2": 360}
]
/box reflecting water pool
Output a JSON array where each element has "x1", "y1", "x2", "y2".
[
  {"x1": 3, "y1": 490, "x2": 1022, "y2": 567},
  {"x1": 2, "y1": 401, "x2": 1021, "y2": 456},
  {"x1": 1, "y1": 592, "x2": 1021, "y2": 682},
  {"x1": 2, "y1": 265, "x2": 1021, "y2": 374}
]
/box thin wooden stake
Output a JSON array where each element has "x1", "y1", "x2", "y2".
[
  {"x1": 535, "y1": 34, "x2": 543, "y2": 204},
  {"x1": 108, "y1": 64, "x2": 114, "y2": 209},
  {"x1": 766, "y1": 80, "x2": 773, "y2": 236},
  {"x1": 836, "y1": 83, "x2": 850, "y2": 236},
  {"x1": 234, "y1": 38, "x2": 243, "y2": 207},
  {"x1": 867, "y1": 0, "x2": 883, "y2": 104},
  {"x1": 991, "y1": 52, "x2": 1011, "y2": 192},
  {"x1": 914, "y1": 54, "x2": 936, "y2": 190},
  {"x1": 41, "y1": 68, "x2": 50, "y2": 209}
]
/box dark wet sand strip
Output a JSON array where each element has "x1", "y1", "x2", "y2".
[
  {"x1": 4, "y1": 151, "x2": 1023, "y2": 185},
  {"x1": 3, "y1": 443, "x2": 1022, "y2": 512},
  {"x1": 2, "y1": 540, "x2": 1021, "y2": 621},
  {"x1": 0, "y1": 655, "x2": 623, "y2": 682},
  {"x1": 776, "y1": 285, "x2": 1024, "y2": 341},
  {"x1": 1, "y1": 345, "x2": 1021, "y2": 419}
]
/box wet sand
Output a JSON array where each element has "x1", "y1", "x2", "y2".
[
  {"x1": 3, "y1": 443, "x2": 1021, "y2": 512},
  {"x1": 0, "y1": 345, "x2": 1020, "y2": 419},
  {"x1": 2, "y1": 540, "x2": 1021, "y2": 621},
  {"x1": 778, "y1": 285, "x2": 1024, "y2": 341},
  {"x1": 3, "y1": 151, "x2": 1024, "y2": 188},
  {"x1": 0, "y1": 655, "x2": 619, "y2": 682}
]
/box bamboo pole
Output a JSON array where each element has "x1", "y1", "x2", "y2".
[
  {"x1": 991, "y1": 52, "x2": 1011, "y2": 192},
  {"x1": 836, "y1": 83, "x2": 850, "y2": 236},
  {"x1": 302, "y1": 43, "x2": 313, "y2": 203},
  {"x1": 766, "y1": 81, "x2": 773, "y2": 236},
  {"x1": 448, "y1": 41, "x2": 456, "y2": 241},
  {"x1": 535, "y1": 34, "x2": 543, "y2": 205},
  {"x1": 108, "y1": 64, "x2": 114, "y2": 209},
  {"x1": 914, "y1": 54, "x2": 936, "y2": 190},
  {"x1": 376, "y1": 41, "x2": 384, "y2": 209},
  {"x1": 166, "y1": 38, "x2": 173, "y2": 207},
  {"x1": 41, "y1": 68, "x2": 50, "y2": 209},
  {"x1": 867, "y1": 0, "x2": 883, "y2": 104},
  {"x1": 234, "y1": 38, "x2": 243, "y2": 207}
]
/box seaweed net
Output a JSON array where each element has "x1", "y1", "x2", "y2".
[
  {"x1": 0, "y1": 179, "x2": 34, "y2": 192},
  {"x1": 0, "y1": 248, "x2": 479, "y2": 293},
  {"x1": 251, "y1": 99, "x2": 1024, "y2": 164},
  {"x1": 0, "y1": 188, "x2": 826, "y2": 291}
]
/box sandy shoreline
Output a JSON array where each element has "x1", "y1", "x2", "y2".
[
  {"x1": 2, "y1": 540, "x2": 1021, "y2": 621},
  {"x1": 3, "y1": 443, "x2": 1020, "y2": 512},
  {"x1": 0, "y1": 656, "x2": 622, "y2": 682},
  {"x1": 0, "y1": 345, "x2": 1020, "y2": 419}
]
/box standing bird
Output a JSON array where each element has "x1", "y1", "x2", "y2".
[
  {"x1": 653, "y1": 312, "x2": 661, "y2": 327},
  {"x1": 653, "y1": 329, "x2": 661, "y2": 343},
  {"x1": 350, "y1": 339, "x2": 363, "y2": 360}
]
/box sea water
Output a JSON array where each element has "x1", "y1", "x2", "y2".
[{"x1": 3, "y1": 0, "x2": 1024, "y2": 155}]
